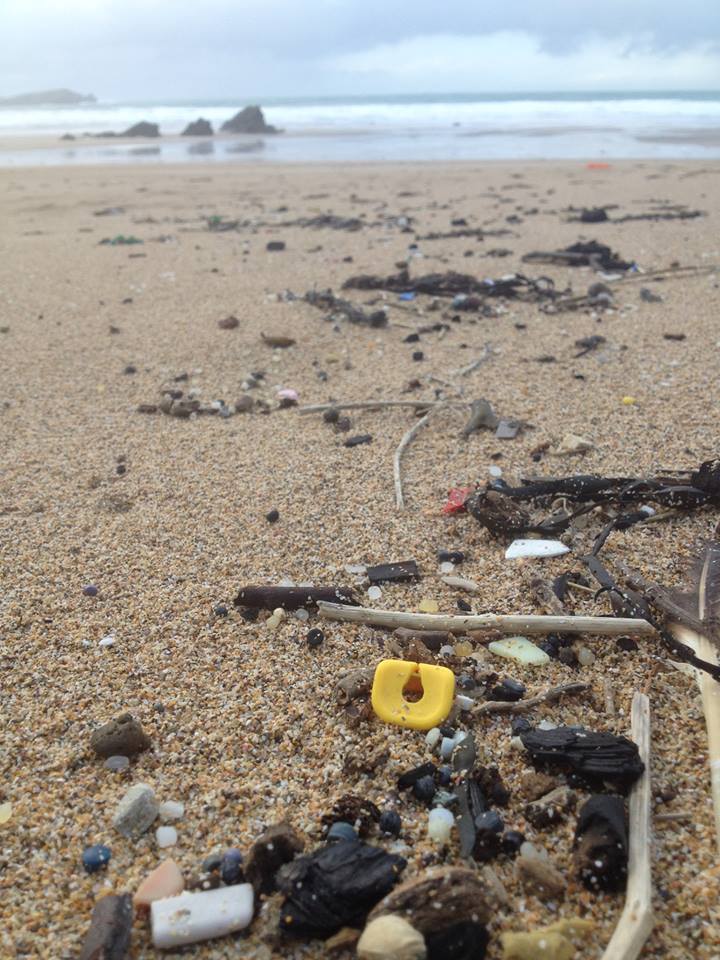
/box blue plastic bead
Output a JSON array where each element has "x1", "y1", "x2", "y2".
[{"x1": 82, "y1": 844, "x2": 111, "y2": 873}]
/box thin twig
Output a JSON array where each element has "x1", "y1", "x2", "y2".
[
  {"x1": 473, "y1": 681, "x2": 590, "y2": 715},
  {"x1": 298, "y1": 399, "x2": 463, "y2": 415},
  {"x1": 654, "y1": 811, "x2": 692, "y2": 823},
  {"x1": 317, "y1": 602, "x2": 656, "y2": 637},
  {"x1": 451, "y1": 342, "x2": 493, "y2": 377},
  {"x1": 394, "y1": 410, "x2": 434, "y2": 510},
  {"x1": 604, "y1": 677, "x2": 616, "y2": 716},
  {"x1": 600, "y1": 692, "x2": 653, "y2": 960}
]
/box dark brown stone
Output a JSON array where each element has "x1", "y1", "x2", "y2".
[
  {"x1": 368, "y1": 867, "x2": 498, "y2": 932},
  {"x1": 90, "y1": 713, "x2": 151, "y2": 759},
  {"x1": 244, "y1": 821, "x2": 305, "y2": 895},
  {"x1": 79, "y1": 893, "x2": 132, "y2": 960}
]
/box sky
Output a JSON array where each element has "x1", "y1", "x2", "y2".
[{"x1": 2, "y1": 0, "x2": 719, "y2": 99}]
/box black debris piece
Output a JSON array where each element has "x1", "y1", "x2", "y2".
[
  {"x1": 466, "y1": 488, "x2": 576, "y2": 540},
  {"x1": 277, "y1": 840, "x2": 406, "y2": 938},
  {"x1": 79, "y1": 893, "x2": 133, "y2": 960},
  {"x1": 368, "y1": 560, "x2": 420, "y2": 584},
  {"x1": 321, "y1": 795, "x2": 380, "y2": 838},
  {"x1": 522, "y1": 240, "x2": 633, "y2": 271},
  {"x1": 579, "y1": 207, "x2": 609, "y2": 223},
  {"x1": 233, "y1": 585, "x2": 358, "y2": 610},
  {"x1": 426, "y1": 921, "x2": 490, "y2": 960},
  {"x1": 574, "y1": 334, "x2": 607, "y2": 357},
  {"x1": 573, "y1": 794, "x2": 628, "y2": 891},
  {"x1": 520, "y1": 726, "x2": 645, "y2": 791},
  {"x1": 344, "y1": 434, "x2": 373, "y2": 447},
  {"x1": 398, "y1": 762, "x2": 437, "y2": 790},
  {"x1": 663, "y1": 332, "x2": 686, "y2": 341},
  {"x1": 305, "y1": 289, "x2": 388, "y2": 328},
  {"x1": 454, "y1": 777, "x2": 486, "y2": 859},
  {"x1": 438, "y1": 550, "x2": 465, "y2": 564},
  {"x1": 417, "y1": 227, "x2": 512, "y2": 241},
  {"x1": 245, "y1": 822, "x2": 305, "y2": 895},
  {"x1": 342, "y1": 267, "x2": 558, "y2": 303},
  {"x1": 266, "y1": 240, "x2": 286, "y2": 251},
  {"x1": 640, "y1": 287, "x2": 663, "y2": 303}
]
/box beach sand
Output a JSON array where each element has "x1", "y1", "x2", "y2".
[{"x1": 1, "y1": 159, "x2": 719, "y2": 957}]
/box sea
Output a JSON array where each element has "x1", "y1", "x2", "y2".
[{"x1": 1, "y1": 91, "x2": 719, "y2": 166}]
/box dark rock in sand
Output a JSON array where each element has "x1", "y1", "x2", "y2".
[
  {"x1": 220, "y1": 105, "x2": 279, "y2": 135},
  {"x1": 245, "y1": 821, "x2": 305, "y2": 894},
  {"x1": 122, "y1": 121, "x2": 160, "y2": 138},
  {"x1": 90, "y1": 713, "x2": 151, "y2": 759},
  {"x1": 79, "y1": 893, "x2": 133, "y2": 960},
  {"x1": 182, "y1": 117, "x2": 213, "y2": 136}
]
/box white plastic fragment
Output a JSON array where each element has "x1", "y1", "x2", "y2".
[
  {"x1": 368, "y1": 585, "x2": 382, "y2": 601},
  {"x1": 505, "y1": 539, "x2": 570, "y2": 559},
  {"x1": 439, "y1": 561, "x2": 455, "y2": 574},
  {"x1": 488, "y1": 636, "x2": 551, "y2": 666},
  {"x1": 151, "y1": 884, "x2": 254, "y2": 949},
  {"x1": 159, "y1": 800, "x2": 185, "y2": 821},
  {"x1": 99, "y1": 634, "x2": 115, "y2": 648},
  {"x1": 455, "y1": 694, "x2": 474, "y2": 711},
  {"x1": 425, "y1": 727, "x2": 441, "y2": 748},
  {"x1": 427, "y1": 807, "x2": 455, "y2": 844}
]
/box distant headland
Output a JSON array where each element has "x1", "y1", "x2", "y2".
[{"x1": 0, "y1": 89, "x2": 96, "y2": 106}]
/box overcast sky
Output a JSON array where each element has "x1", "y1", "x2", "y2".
[{"x1": 2, "y1": 0, "x2": 719, "y2": 99}]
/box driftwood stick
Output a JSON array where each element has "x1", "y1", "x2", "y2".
[
  {"x1": 298, "y1": 399, "x2": 459, "y2": 415},
  {"x1": 451, "y1": 342, "x2": 494, "y2": 377},
  {"x1": 317, "y1": 602, "x2": 656, "y2": 637},
  {"x1": 601, "y1": 691, "x2": 653, "y2": 960},
  {"x1": 394, "y1": 410, "x2": 433, "y2": 510},
  {"x1": 473, "y1": 681, "x2": 590, "y2": 716}
]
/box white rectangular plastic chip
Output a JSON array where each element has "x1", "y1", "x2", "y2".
[
  {"x1": 151, "y1": 884, "x2": 254, "y2": 948},
  {"x1": 505, "y1": 539, "x2": 570, "y2": 559}
]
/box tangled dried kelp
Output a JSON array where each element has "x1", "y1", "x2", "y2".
[
  {"x1": 522, "y1": 240, "x2": 633, "y2": 271},
  {"x1": 342, "y1": 268, "x2": 559, "y2": 302},
  {"x1": 304, "y1": 290, "x2": 389, "y2": 327}
]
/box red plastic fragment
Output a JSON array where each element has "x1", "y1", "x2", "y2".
[{"x1": 442, "y1": 486, "x2": 473, "y2": 514}]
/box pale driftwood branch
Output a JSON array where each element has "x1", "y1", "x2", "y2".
[
  {"x1": 298, "y1": 399, "x2": 459, "y2": 415},
  {"x1": 601, "y1": 692, "x2": 653, "y2": 960},
  {"x1": 394, "y1": 410, "x2": 433, "y2": 510},
  {"x1": 451, "y1": 342, "x2": 494, "y2": 377},
  {"x1": 473, "y1": 681, "x2": 590, "y2": 716},
  {"x1": 317, "y1": 602, "x2": 656, "y2": 637},
  {"x1": 672, "y1": 624, "x2": 720, "y2": 853}
]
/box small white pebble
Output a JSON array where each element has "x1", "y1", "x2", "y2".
[
  {"x1": 537, "y1": 719, "x2": 558, "y2": 731},
  {"x1": 577, "y1": 646, "x2": 595, "y2": 666},
  {"x1": 367, "y1": 585, "x2": 382, "y2": 601},
  {"x1": 439, "y1": 561, "x2": 455, "y2": 574},
  {"x1": 156, "y1": 826, "x2": 178, "y2": 848},
  {"x1": 488, "y1": 465, "x2": 503, "y2": 478},
  {"x1": 344, "y1": 564, "x2": 367, "y2": 575},
  {"x1": 98, "y1": 634, "x2": 115, "y2": 648},
  {"x1": 425, "y1": 727, "x2": 441, "y2": 748},
  {"x1": 293, "y1": 608, "x2": 310, "y2": 622},
  {"x1": 428, "y1": 807, "x2": 454, "y2": 844},
  {"x1": 104, "y1": 755, "x2": 130, "y2": 773},
  {"x1": 158, "y1": 801, "x2": 185, "y2": 821},
  {"x1": 455, "y1": 695, "x2": 474, "y2": 711}
]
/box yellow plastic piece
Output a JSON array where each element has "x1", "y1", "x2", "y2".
[
  {"x1": 371, "y1": 660, "x2": 456, "y2": 730},
  {"x1": 621, "y1": 395, "x2": 637, "y2": 405}
]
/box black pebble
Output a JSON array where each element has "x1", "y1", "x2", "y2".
[
  {"x1": 398, "y1": 762, "x2": 437, "y2": 790},
  {"x1": 511, "y1": 717, "x2": 532, "y2": 736},
  {"x1": 240, "y1": 608, "x2": 259, "y2": 622},
  {"x1": 616, "y1": 636, "x2": 639, "y2": 652},
  {"x1": 335, "y1": 416, "x2": 352, "y2": 432},
  {"x1": 457, "y1": 598, "x2": 472, "y2": 612},
  {"x1": 306, "y1": 628, "x2": 324, "y2": 648},
  {"x1": 426, "y1": 921, "x2": 489, "y2": 960},
  {"x1": 558, "y1": 647, "x2": 579, "y2": 667},
  {"x1": 490, "y1": 678, "x2": 525, "y2": 702},
  {"x1": 412, "y1": 351, "x2": 424, "y2": 362},
  {"x1": 265, "y1": 509, "x2": 280, "y2": 523},
  {"x1": 123, "y1": 364, "x2": 137, "y2": 375},
  {"x1": 213, "y1": 604, "x2": 228, "y2": 617},
  {"x1": 202, "y1": 852, "x2": 223, "y2": 873},
  {"x1": 323, "y1": 408, "x2": 340, "y2": 424},
  {"x1": 220, "y1": 848, "x2": 244, "y2": 885},
  {"x1": 266, "y1": 240, "x2": 285, "y2": 251},
  {"x1": 438, "y1": 550, "x2": 465, "y2": 564},
  {"x1": 116, "y1": 464, "x2": 126, "y2": 475},
  {"x1": 378, "y1": 810, "x2": 401, "y2": 836},
  {"x1": 404, "y1": 332, "x2": 421, "y2": 343},
  {"x1": 343, "y1": 434, "x2": 372, "y2": 447},
  {"x1": 437, "y1": 766, "x2": 452, "y2": 786},
  {"x1": 475, "y1": 810, "x2": 504, "y2": 833},
  {"x1": 412, "y1": 775, "x2": 436, "y2": 802},
  {"x1": 501, "y1": 829, "x2": 525, "y2": 855}
]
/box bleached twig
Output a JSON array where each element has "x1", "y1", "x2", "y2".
[
  {"x1": 600, "y1": 692, "x2": 653, "y2": 960},
  {"x1": 451, "y1": 342, "x2": 494, "y2": 377},
  {"x1": 317, "y1": 602, "x2": 656, "y2": 637},
  {"x1": 473, "y1": 681, "x2": 590, "y2": 715},
  {"x1": 298, "y1": 399, "x2": 460, "y2": 415},
  {"x1": 394, "y1": 410, "x2": 433, "y2": 510}
]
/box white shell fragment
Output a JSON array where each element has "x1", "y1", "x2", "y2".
[
  {"x1": 357, "y1": 914, "x2": 427, "y2": 960},
  {"x1": 441, "y1": 575, "x2": 480, "y2": 593},
  {"x1": 505, "y1": 539, "x2": 570, "y2": 559},
  {"x1": 151, "y1": 884, "x2": 254, "y2": 948},
  {"x1": 488, "y1": 636, "x2": 551, "y2": 666},
  {"x1": 156, "y1": 825, "x2": 178, "y2": 848},
  {"x1": 158, "y1": 801, "x2": 185, "y2": 821}
]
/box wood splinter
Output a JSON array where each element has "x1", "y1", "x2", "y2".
[
  {"x1": 600, "y1": 691, "x2": 653, "y2": 960},
  {"x1": 473, "y1": 681, "x2": 590, "y2": 715}
]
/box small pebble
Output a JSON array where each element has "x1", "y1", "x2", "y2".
[
  {"x1": 427, "y1": 807, "x2": 454, "y2": 844},
  {"x1": 220, "y1": 848, "x2": 245, "y2": 884},
  {"x1": 104, "y1": 755, "x2": 130, "y2": 773},
  {"x1": 475, "y1": 810, "x2": 504, "y2": 834},
  {"x1": 502, "y1": 830, "x2": 525, "y2": 856},
  {"x1": 519, "y1": 841, "x2": 548, "y2": 861},
  {"x1": 82, "y1": 844, "x2": 112, "y2": 874},
  {"x1": 488, "y1": 465, "x2": 503, "y2": 478},
  {"x1": 213, "y1": 604, "x2": 228, "y2": 617},
  {"x1": 577, "y1": 646, "x2": 595, "y2": 666},
  {"x1": 454, "y1": 640, "x2": 473, "y2": 656},
  {"x1": 455, "y1": 694, "x2": 474, "y2": 711},
  {"x1": 158, "y1": 801, "x2": 185, "y2": 821},
  {"x1": 323, "y1": 408, "x2": 340, "y2": 423},
  {"x1": 537, "y1": 719, "x2": 558, "y2": 731},
  {"x1": 511, "y1": 717, "x2": 533, "y2": 736},
  {"x1": 437, "y1": 766, "x2": 452, "y2": 786},
  {"x1": 327, "y1": 821, "x2": 358, "y2": 843},
  {"x1": 378, "y1": 810, "x2": 401, "y2": 837},
  {"x1": 357, "y1": 915, "x2": 426, "y2": 960},
  {"x1": 306, "y1": 628, "x2": 324, "y2": 648},
  {"x1": 425, "y1": 727, "x2": 441, "y2": 748},
  {"x1": 156, "y1": 826, "x2": 177, "y2": 849},
  {"x1": 0, "y1": 803, "x2": 12, "y2": 825},
  {"x1": 367, "y1": 585, "x2": 382, "y2": 601},
  {"x1": 294, "y1": 607, "x2": 310, "y2": 621},
  {"x1": 412, "y1": 775, "x2": 436, "y2": 802},
  {"x1": 98, "y1": 634, "x2": 115, "y2": 648},
  {"x1": 457, "y1": 598, "x2": 472, "y2": 612},
  {"x1": 489, "y1": 636, "x2": 550, "y2": 666},
  {"x1": 265, "y1": 509, "x2": 279, "y2": 523},
  {"x1": 439, "y1": 561, "x2": 455, "y2": 574},
  {"x1": 490, "y1": 678, "x2": 526, "y2": 702},
  {"x1": 82, "y1": 584, "x2": 98, "y2": 597},
  {"x1": 438, "y1": 550, "x2": 464, "y2": 564},
  {"x1": 418, "y1": 598, "x2": 438, "y2": 613}
]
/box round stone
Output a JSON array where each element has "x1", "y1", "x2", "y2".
[
  {"x1": 511, "y1": 717, "x2": 532, "y2": 736},
  {"x1": 412, "y1": 775, "x2": 436, "y2": 803},
  {"x1": 202, "y1": 852, "x2": 223, "y2": 874},
  {"x1": 367, "y1": 585, "x2": 382, "y2": 601},
  {"x1": 156, "y1": 826, "x2": 177, "y2": 849},
  {"x1": 82, "y1": 584, "x2": 98, "y2": 597},
  {"x1": 327, "y1": 821, "x2": 358, "y2": 843},
  {"x1": 220, "y1": 848, "x2": 244, "y2": 884},
  {"x1": 323, "y1": 408, "x2": 340, "y2": 423},
  {"x1": 379, "y1": 810, "x2": 402, "y2": 837},
  {"x1": 437, "y1": 765, "x2": 452, "y2": 787},
  {"x1": 104, "y1": 755, "x2": 130, "y2": 773},
  {"x1": 427, "y1": 807, "x2": 454, "y2": 844},
  {"x1": 265, "y1": 509, "x2": 280, "y2": 523},
  {"x1": 82, "y1": 844, "x2": 111, "y2": 874},
  {"x1": 475, "y1": 810, "x2": 504, "y2": 834},
  {"x1": 502, "y1": 830, "x2": 525, "y2": 856},
  {"x1": 306, "y1": 628, "x2": 324, "y2": 649},
  {"x1": 158, "y1": 800, "x2": 185, "y2": 821},
  {"x1": 213, "y1": 604, "x2": 228, "y2": 617}
]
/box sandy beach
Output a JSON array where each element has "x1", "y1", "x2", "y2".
[{"x1": 1, "y1": 158, "x2": 720, "y2": 958}]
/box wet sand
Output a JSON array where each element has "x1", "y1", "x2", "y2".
[{"x1": 1, "y1": 159, "x2": 719, "y2": 957}]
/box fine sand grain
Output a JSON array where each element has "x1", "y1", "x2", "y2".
[{"x1": 1, "y1": 159, "x2": 719, "y2": 957}]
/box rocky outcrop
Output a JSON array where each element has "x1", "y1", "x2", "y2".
[
  {"x1": 122, "y1": 121, "x2": 160, "y2": 137},
  {"x1": 182, "y1": 117, "x2": 213, "y2": 136},
  {"x1": 220, "y1": 106, "x2": 278, "y2": 134},
  {"x1": 0, "y1": 88, "x2": 95, "y2": 106}
]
